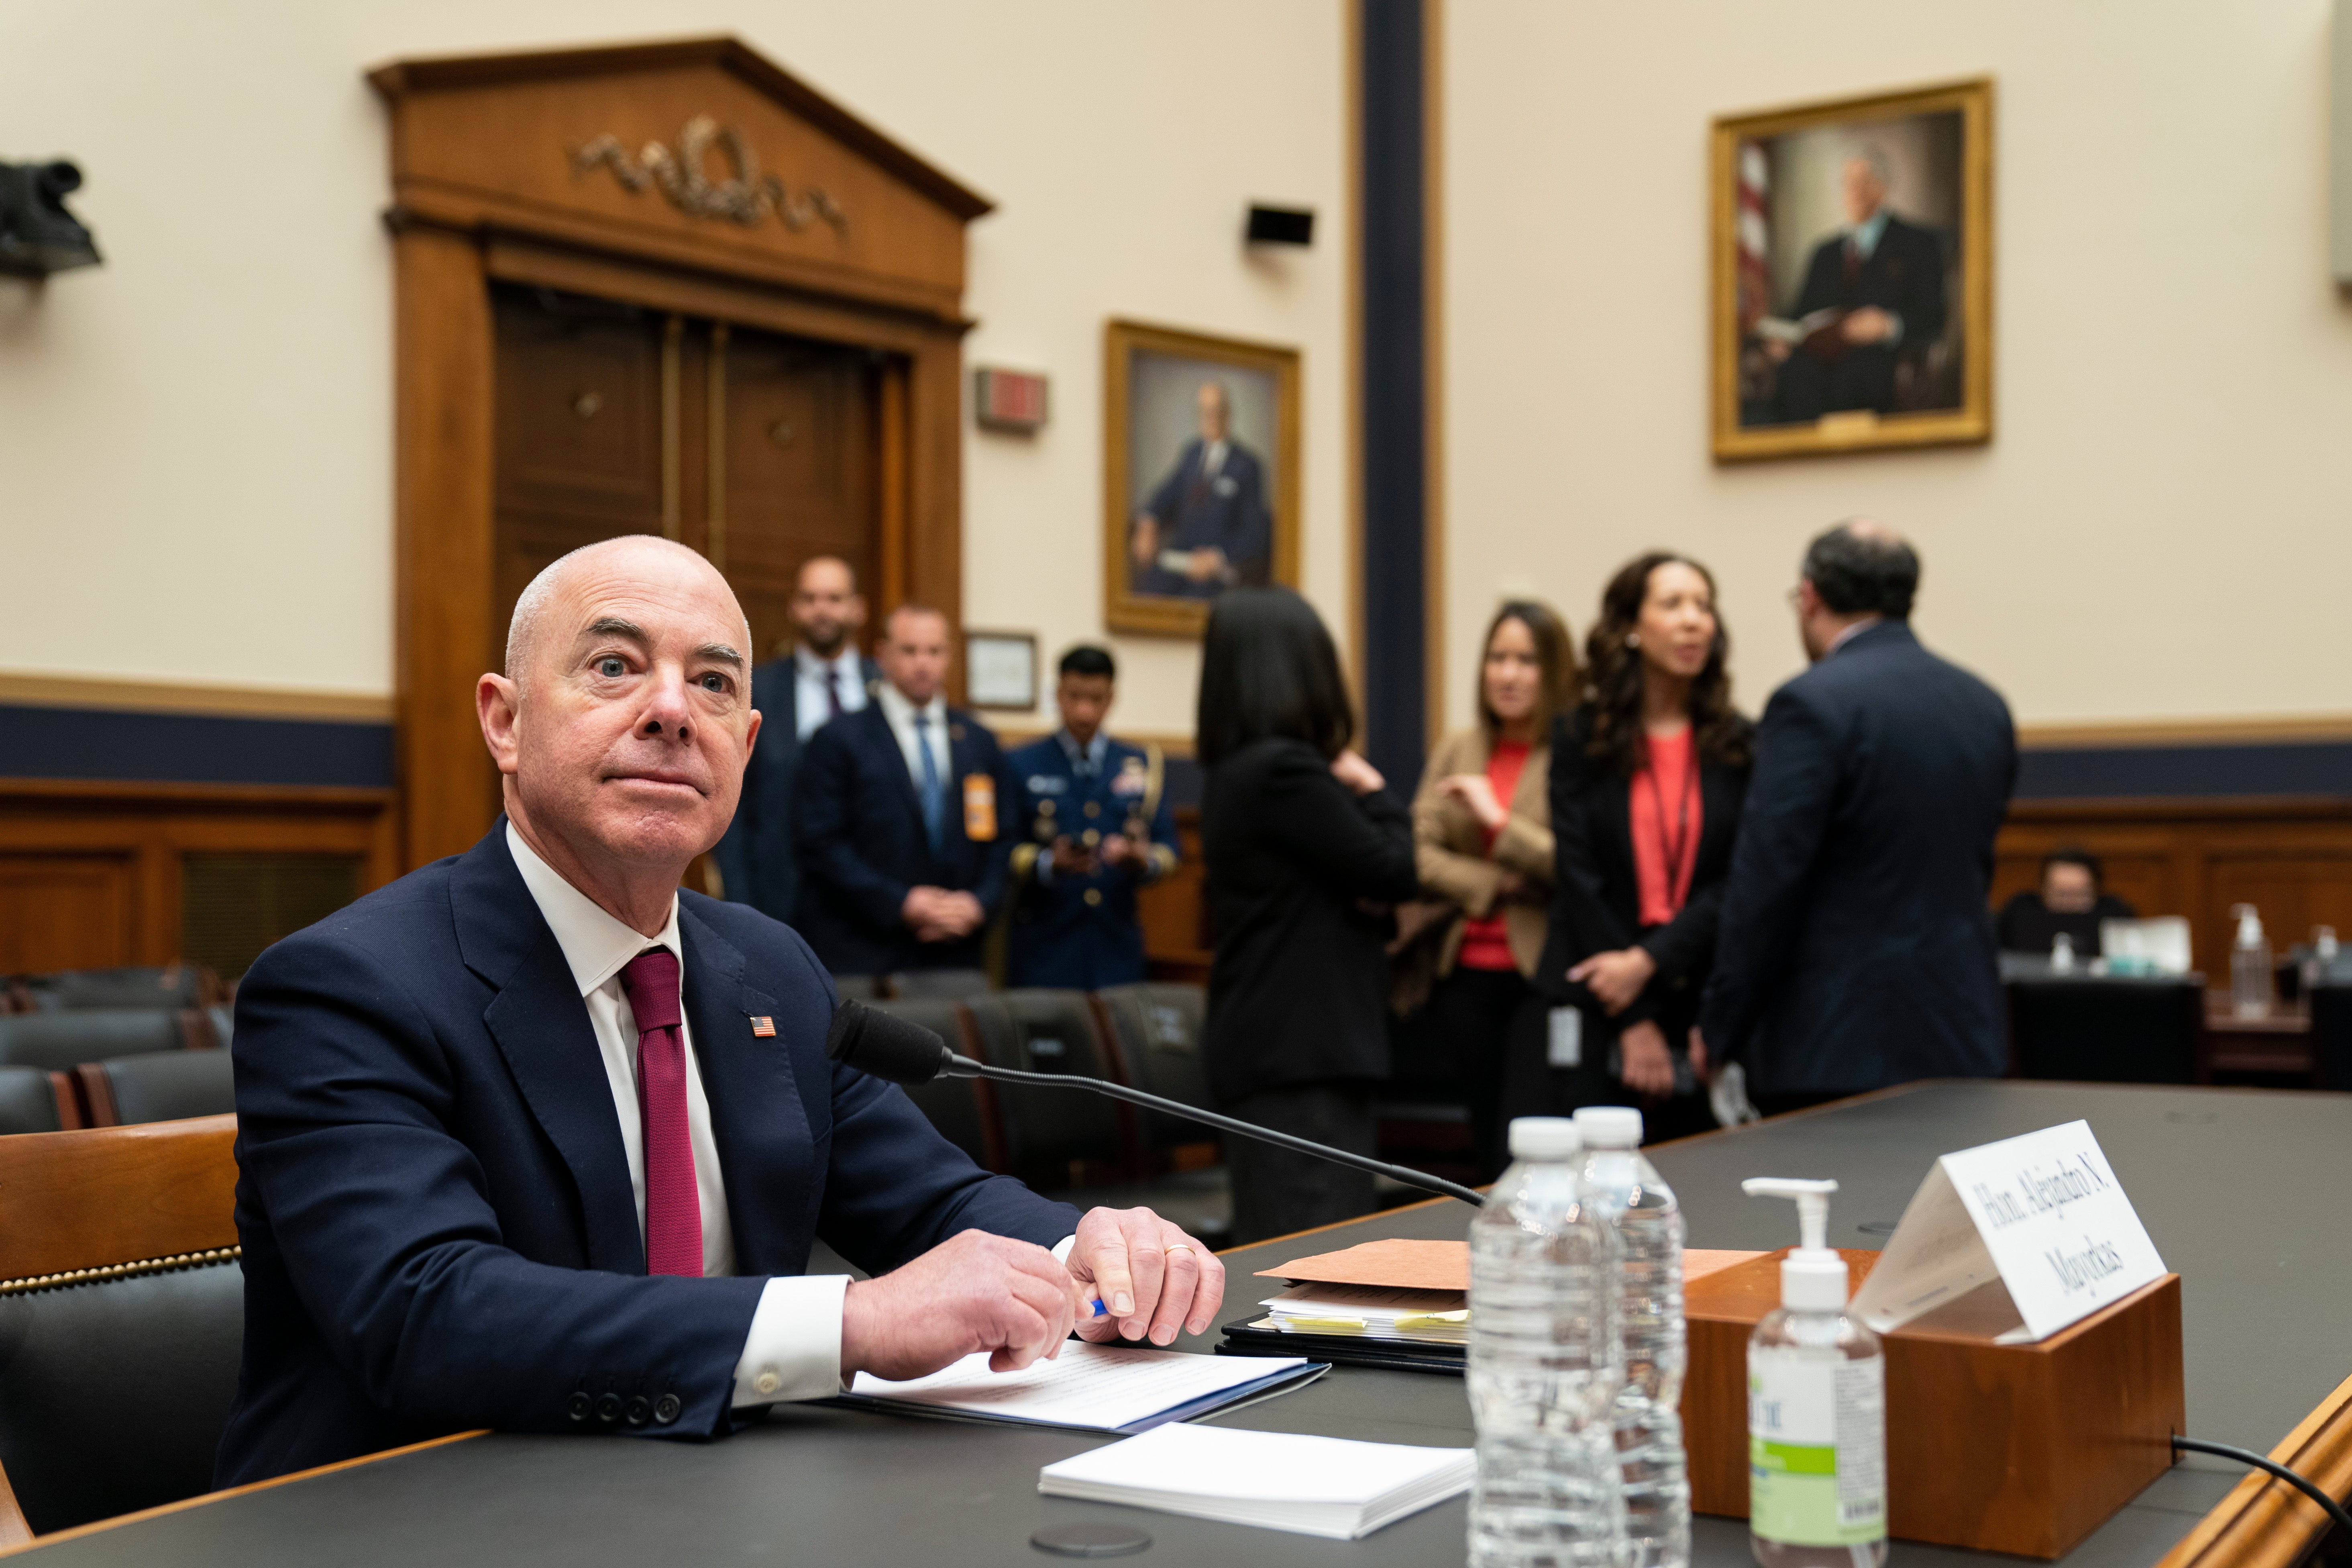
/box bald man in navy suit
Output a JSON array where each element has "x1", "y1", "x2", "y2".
[{"x1": 218, "y1": 536, "x2": 1224, "y2": 1485}]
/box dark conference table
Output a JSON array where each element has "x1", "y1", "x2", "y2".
[{"x1": 17, "y1": 1081, "x2": 2352, "y2": 1567}]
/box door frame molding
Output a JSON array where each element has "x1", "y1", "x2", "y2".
[{"x1": 372, "y1": 36, "x2": 985, "y2": 868}]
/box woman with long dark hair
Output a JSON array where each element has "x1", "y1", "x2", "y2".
[
  {"x1": 1398, "y1": 599, "x2": 1575, "y2": 1179},
  {"x1": 1197, "y1": 587, "x2": 1419, "y2": 1244},
  {"x1": 1518, "y1": 553, "x2": 1753, "y2": 1141}
]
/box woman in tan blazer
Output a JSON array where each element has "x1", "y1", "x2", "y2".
[{"x1": 1404, "y1": 599, "x2": 1576, "y2": 1178}]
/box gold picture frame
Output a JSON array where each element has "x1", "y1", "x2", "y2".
[
  {"x1": 1711, "y1": 77, "x2": 1993, "y2": 462},
  {"x1": 1102, "y1": 318, "x2": 1301, "y2": 638}
]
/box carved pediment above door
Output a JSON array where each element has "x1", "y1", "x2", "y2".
[
  {"x1": 374, "y1": 36, "x2": 986, "y2": 870},
  {"x1": 369, "y1": 35, "x2": 992, "y2": 324}
]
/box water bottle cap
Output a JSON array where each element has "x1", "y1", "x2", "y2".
[
  {"x1": 1507, "y1": 1116, "x2": 1582, "y2": 1160},
  {"x1": 1572, "y1": 1106, "x2": 1643, "y2": 1148}
]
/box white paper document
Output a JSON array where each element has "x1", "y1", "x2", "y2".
[
  {"x1": 1850, "y1": 1119, "x2": 2166, "y2": 1343},
  {"x1": 1039, "y1": 1421, "x2": 1475, "y2": 1539},
  {"x1": 845, "y1": 1341, "x2": 1319, "y2": 1433}
]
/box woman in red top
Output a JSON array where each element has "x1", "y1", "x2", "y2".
[
  {"x1": 1404, "y1": 601, "x2": 1575, "y2": 1179},
  {"x1": 1517, "y1": 553, "x2": 1753, "y2": 1142}
]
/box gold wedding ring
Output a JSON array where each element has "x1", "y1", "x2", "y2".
[{"x1": 1164, "y1": 1244, "x2": 1196, "y2": 1258}]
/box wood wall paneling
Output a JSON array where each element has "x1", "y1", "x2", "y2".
[
  {"x1": 1995, "y1": 799, "x2": 2352, "y2": 972},
  {"x1": 0, "y1": 782, "x2": 397, "y2": 977}
]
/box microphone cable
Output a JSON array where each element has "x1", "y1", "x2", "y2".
[{"x1": 2171, "y1": 1433, "x2": 2352, "y2": 1541}]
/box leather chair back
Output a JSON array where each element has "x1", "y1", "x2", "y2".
[
  {"x1": 1089, "y1": 983, "x2": 1211, "y2": 1152},
  {"x1": 2313, "y1": 982, "x2": 2352, "y2": 1093},
  {"x1": 883, "y1": 968, "x2": 992, "y2": 1000},
  {"x1": 866, "y1": 998, "x2": 1001, "y2": 1172},
  {"x1": 0, "y1": 1115, "x2": 241, "y2": 1541},
  {"x1": 0, "y1": 1067, "x2": 74, "y2": 1136},
  {"x1": 964, "y1": 990, "x2": 1129, "y2": 1179},
  {"x1": 18, "y1": 965, "x2": 218, "y2": 1012},
  {"x1": 0, "y1": 1010, "x2": 202, "y2": 1072},
  {"x1": 2007, "y1": 976, "x2": 2200, "y2": 1084},
  {"x1": 77, "y1": 1050, "x2": 236, "y2": 1127}
]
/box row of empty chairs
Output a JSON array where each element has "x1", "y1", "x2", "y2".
[
  {"x1": 876, "y1": 984, "x2": 1211, "y2": 1187},
  {"x1": 0, "y1": 983, "x2": 238, "y2": 1134}
]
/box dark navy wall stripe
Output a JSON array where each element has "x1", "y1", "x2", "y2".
[
  {"x1": 0, "y1": 705, "x2": 396, "y2": 790},
  {"x1": 1359, "y1": 0, "x2": 1429, "y2": 794},
  {"x1": 2016, "y1": 742, "x2": 2352, "y2": 801}
]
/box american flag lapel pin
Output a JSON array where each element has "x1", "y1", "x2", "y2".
[{"x1": 749, "y1": 1015, "x2": 776, "y2": 1038}]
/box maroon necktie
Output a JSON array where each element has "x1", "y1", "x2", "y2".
[
  {"x1": 620, "y1": 949, "x2": 701, "y2": 1277},
  {"x1": 827, "y1": 665, "x2": 845, "y2": 720}
]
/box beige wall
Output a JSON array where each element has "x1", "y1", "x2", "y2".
[
  {"x1": 1440, "y1": 0, "x2": 2352, "y2": 736},
  {"x1": 0, "y1": 1, "x2": 1351, "y2": 737}
]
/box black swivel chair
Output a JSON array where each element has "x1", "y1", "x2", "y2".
[
  {"x1": 866, "y1": 997, "x2": 1001, "y2": 1172},
  {"x1": 0, "y1": 1009, "x2": 207, "y2": 1073},
  {"x1": 1090, "y1": 983, "x2": 1213, "y2": 1155},
  {"x1": 962, "y1": 990, "x2": 1131, "y2": 1183},
  {"x1": 76, "y1": 1051, "x2": 237, "y2": 1128},
  {"x1": 0, "y1": 1115, "x2": 244, "y2": 1539},
  {"x1": 2006, "y1": 975, "x2": 2201, "y2": 1085}
]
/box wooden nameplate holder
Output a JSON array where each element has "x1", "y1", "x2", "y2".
[{"x1": 1681, "y1": 1248, "x2": 2185, "y2": 1559}]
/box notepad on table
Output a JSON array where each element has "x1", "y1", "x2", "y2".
[
  {"x1": 1039, "y1": 1422, "x2": 1474, "y2": 1539},
  {"x1": 841, "y1": 1340, "x2": 1324, "y2": 1434}
]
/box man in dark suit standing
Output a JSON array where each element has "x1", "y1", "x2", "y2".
[
  {"x1": 217, "y1": 536, "x2": 1223, "y2": 1486},
  {"x1": 1767, "y1": 147, "x2": 1949, "y2": 422},
  {"x1": 1128, "y1": 380, "x2": 1272, "y2": 599},
  {"x1": 1696, "y1": 521, "x2": 2016, "y2": 1114},
  {"x1": 711, "y1": 556, "x2": 880, "y2": 924},
  {"x1": 793, "y1": 604, "x2": 1015, "y2": 977}
]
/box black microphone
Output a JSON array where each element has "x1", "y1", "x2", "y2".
[{"x1": 825, "y1": 998, "x2": 1486, "y2": 1209}]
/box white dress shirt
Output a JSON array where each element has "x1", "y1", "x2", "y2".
[
  {"x1": 791, "y1": 645, "x2": 869, "y2": 742},
  {"x1": 1200, "y1": 437, "x2": 1228, "y2": 477},
  {"x1": 874, "y1": 681, "x2": 950, "y2": 790},
  {"x1": 504, "y1": 823, "x2": 846, "y2": 1406}
]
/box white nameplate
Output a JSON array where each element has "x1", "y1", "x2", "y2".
[{"x1": 1849, "y1": 1120, "x2": 2165, "y2": 1344}]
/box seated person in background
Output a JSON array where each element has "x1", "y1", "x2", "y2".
[
  {"x1": 218, "y1": 536, "x2": 1221, "y2": 1486},
  {"x1": 1006, "y1": 644, "x2": 1179, "y2": 990},
  {"x1": 792, "y1": 604, "x2": 1016, "y2": 978},
  {"x1": 1997, "y1": 847, "x2": 2137, "y2": 956}
]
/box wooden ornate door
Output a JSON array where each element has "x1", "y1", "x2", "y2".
[{"x1": 491, "y1": 283, "x2": 885, "y2": 672}]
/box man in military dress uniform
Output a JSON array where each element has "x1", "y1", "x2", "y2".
[{"x1": 1007, "y1": 646, "x2": 1178, "y2": 989}]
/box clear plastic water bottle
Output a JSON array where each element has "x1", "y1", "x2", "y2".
[
  {"x1": 2230, "y1": 903, "x2": 2273, "y2": 1018},
  {"x1": 1468, "y1": 1117, "x2": 1628, "y2": 1568},
  {"x1": 1576, "y1": 1106, "x2": 1690, "y2": 1568}
]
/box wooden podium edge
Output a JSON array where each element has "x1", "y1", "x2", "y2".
[{"x1": 2156, "y1": 1371, "x2": 2352, "y2": 1568}]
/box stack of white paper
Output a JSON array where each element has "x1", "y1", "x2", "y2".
[
  {"x1": 1260, "y1": 1282, "x2": 1469, "y2": 1344},
  {"x1": 1039, "y1": 1422, "x2": 1475, "y2": 1539}
]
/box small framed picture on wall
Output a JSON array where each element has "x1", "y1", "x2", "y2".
[
  {"x1": 1103, "y1": 319, "x2": 1301, "y2": 638},
  {"x1": 1711, "y1": 76, "x2": 1993, "y2": 461},
  {"x1": 963, "y1": 630, "x2": 1039, "y2": 711}
]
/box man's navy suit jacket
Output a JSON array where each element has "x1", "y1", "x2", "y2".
[
  {"x1": 216, "y1": 824, "x2": 1078, "y2": 1487},
  {"x1": 711, "y1": 653, "x2": 881, "y2": 923},
  {"x1": 791, "y1": 702, "x2": 1013, "y2": 976},
  {"x1": 1135, "y1": 437, "x2": 1272, "y2": 599},
  {"x1": 1698, "y1": 620, "x2": 2017, "y2": 1096}
]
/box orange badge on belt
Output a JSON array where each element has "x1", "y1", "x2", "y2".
[{"x1": 962, "y1": 773, "x2": 997, "y2": 842}]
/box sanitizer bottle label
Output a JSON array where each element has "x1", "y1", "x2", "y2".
[{"x1": 1748, "y1": 1347, "x2": 1887, "y2": 1546}]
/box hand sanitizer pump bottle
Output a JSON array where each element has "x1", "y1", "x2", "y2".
[
  {"x1": 1741, "y1": 1179, "x2": 1886, "y2": 1568},
  {"x1": 2231, "y1": 904, "x2": 2273, "y2": 1018}
]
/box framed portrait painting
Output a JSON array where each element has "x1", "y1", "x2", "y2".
[
  {"x1": 1102, "y1": 319, "x2": 1300, "y2": 637},
  {"x1": 1711, "y1": 77, "x2": 1993, "y2": 461}
]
